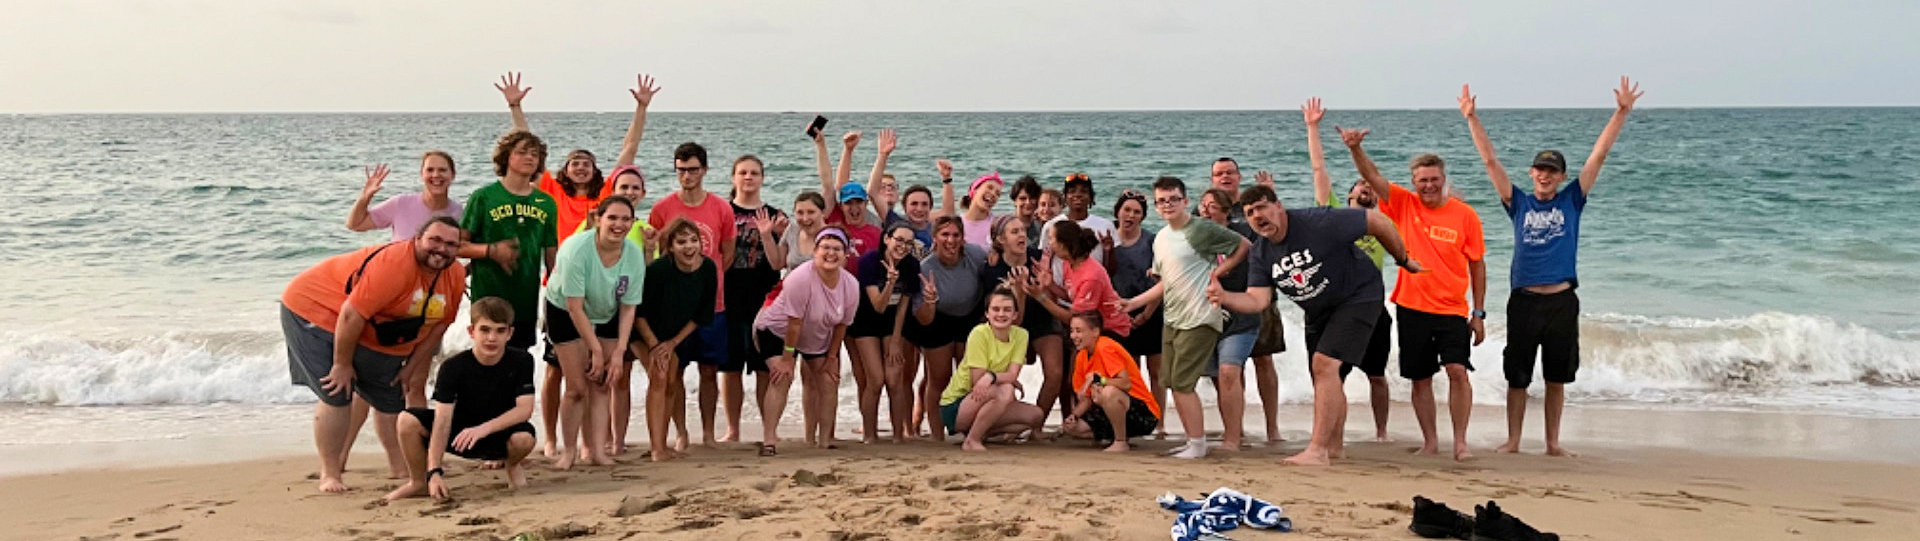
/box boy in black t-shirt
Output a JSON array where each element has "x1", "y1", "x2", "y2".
[{"x1": 384, "y1": 297, "x2": 537, "y2": 502}]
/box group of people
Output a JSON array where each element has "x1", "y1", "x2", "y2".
[{"x1": 279, "y1": 72, "x2": 1643, "y2": 501}]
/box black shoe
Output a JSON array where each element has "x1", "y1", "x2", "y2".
[
  {"x1": 1471, "y1": 501, "x2": 1559, "y2": 541},
  {"x1": 1409, "y1": 496, "x2": 1473, "y2": 539}
]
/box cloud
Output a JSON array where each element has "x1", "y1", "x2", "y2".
[{"x1": 278, "y1": 3, "x2": 360, "y2": 26}]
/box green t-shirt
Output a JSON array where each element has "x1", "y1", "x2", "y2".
[
  {"x1": 462, "y1": 182, "x2": 560, "y2": 319},
  {"x1": 1327, "y1": 198, "x2": 1387, "y2": 270},
  {"x1": 1150, "y1": 218, "x2": 1244, "y2": 331},
  {"x1": 939, "y1": 324, "x2": 1029, "y2": 406},
  {"x1": 544, "y1": 230, "x2": 647, "y2": 324}
]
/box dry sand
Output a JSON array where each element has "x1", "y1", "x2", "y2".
[{"x1": 5, "y1": 434, "x2": 1917, "y2": 541}]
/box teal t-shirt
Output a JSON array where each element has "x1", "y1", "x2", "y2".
[
  {"x1": 1327, "y1": 198, "x2": 1387, "y2": 270},
  {"x1": 545, "y1": 230, "x2": 647, "y2": 324},
  {"x1": 1150, "y1": 218, "x2": 1244, "y2": 331},
  {"x1": 462, "y1": 182, "x2": 560, "y2": 320}
]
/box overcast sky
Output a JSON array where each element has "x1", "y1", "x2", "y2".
[{"x1": 6, "y1": 1, "x2": 1916, "y2": 113}]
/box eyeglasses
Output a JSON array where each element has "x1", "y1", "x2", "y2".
[
  {"x1": 1153, "y1": 195, "x2": 1186, "y2": 208},
  {"x1": 675, "y1": 166, "x2": 704, "y2": 174}
]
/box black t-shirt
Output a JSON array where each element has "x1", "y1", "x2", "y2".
[
  {"x1": 641, "y1": 256, "x2": 718, "y2": 338},
  {"x1": 1246, "y1": 208, "x2": 1383, "y2": 315},
  {"x1": 727, "y1": 202, "x2": 786, "y2": 316},
  {"x1": 431, "y1": 349, "x2": 536, "y2": 430},
  {"x1": 983, "y1": 247, "x2": 1056, "y2": 330},
  {"x1": 856, "y1": 250, "x2": 923, "y2": 314}
]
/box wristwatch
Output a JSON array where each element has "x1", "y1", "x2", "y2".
[{"x1": 1470, "y1": 309, "x2": 1487, "y2": 319}]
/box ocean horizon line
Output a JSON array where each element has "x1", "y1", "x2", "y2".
[{"x1": 8, "y1": 104, "x2": 1920, "y2": 116}]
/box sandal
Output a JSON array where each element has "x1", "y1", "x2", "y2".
[{"x1": 758, "y1": 443, "x2": 777, "y2": 457}]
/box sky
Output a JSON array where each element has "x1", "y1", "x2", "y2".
[{"x1": 4, "y1": 0, "x2": 1917, "y2": 113}]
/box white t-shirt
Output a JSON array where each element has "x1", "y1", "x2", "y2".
[{"x1": 1040, "y1": 214, "x2": 1117, "y2": 285}]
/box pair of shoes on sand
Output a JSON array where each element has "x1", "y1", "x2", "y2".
[{"x1": 1410, "y1": 495, "x2": 1559, "y2": 541}]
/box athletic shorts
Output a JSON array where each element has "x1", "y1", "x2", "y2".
[
  {"x1": 848, "y1": 303, "x2": 906, "y2": 339},
  {"x1": 1302, "y1": 302, "x2": 1382, "y2": 380},
  {"x1": 543, "y1": 302, "x2": 621, "y2": 345},
  {"x1": 907, "y1": 311, "x2": 976, "y2": 349},
  {"x1": 1120, "y1": 309, "x2": 1164, "y2": 357},
  {"x1": 745, "y1": 328, "x2": 828, "y2": 371},
  {"x1": 1161, "y1": 324, "x2": 1219, "y2": 393},
  {"x1": 1343, "y1": 308, "x2": 1393, "y2": 380},
  {"x1": 281, "y1": 304, "x2": 405, "y2": 413},
  {"x1": 682, "y1": 313, "x2": 730, "y2": 369},
  {"x1": 1503, "y1": 288, "x2": 1581, "y2": 388},
  {"x1": 1083, "y1": 396, "x2": 1159, "y2": 442},
  {"x1": 507, "y1": 305, "x2": 539, "y2": 353},
  {"x1": 940, "y1": 400, "x2": 964, "y2": 436},
  {"x1": 403, "y1": 408, "x2": 535, "y2": 461},
  {"x1": 1396, "y1": 306, "x2": 1474, "y2": 380}
]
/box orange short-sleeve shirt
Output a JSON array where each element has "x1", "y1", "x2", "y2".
[
  {"x1": 1378, "y1": 184, "x2": 1485, "y2": 317},
  {"x1": 282, "y1": 242, "x2": 467, "y2": 356},
  {"x1": 1071, "y1": 336, "x2": 1161, "y2": 418}
]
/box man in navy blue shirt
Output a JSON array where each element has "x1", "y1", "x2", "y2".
[{"x1": 1458, "y1": 77, "x2": 1644, "y2": 457}]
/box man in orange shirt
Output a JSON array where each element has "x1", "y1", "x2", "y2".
[
  {"x1": 281, "y1": 217, "x2": 468, "y2": 493},
  {"x1": 1342, "y1": 129, "x2": 1488, "y2": 462}
]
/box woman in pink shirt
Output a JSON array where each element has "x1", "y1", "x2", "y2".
[
  {"x1": 1028, "y1": 220, "x2": 1133, "y2": 339},
  {"x1": 751, "y1": 229, "x2": 862, "y2": 456}
]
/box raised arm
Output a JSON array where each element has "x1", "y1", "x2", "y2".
[
  {"x1": 1579, "y1": 76, "x2": 1643, "y2": 196},
  {"x1": 1340, "y1": 127, "x2": 1394, "y2": 203},
  {"x1": 814, "y1": 133, "x2": 838, "y2": 213},
  {"x1": 494, "y1": 72, "x2": 531, "y2": 132},
  {"x1": 1303, "y1": 97, "x2": 1334, "y2": 206},
  {"x1": 613, "y1": 74, "x2": 661, "y2": 167},
  {"x1": 935, "y1": 159, "x2": 957, "y2": 218},
  {"x1": 869, "y1": 129, "x2": 897, "y2": 218},
  {"x1": 1459, "y1": 84, "x2": 1514, "y2": 207},
  {"x1": 346, "y1": 164, "x2": 388, "y2": 232},
  {"x1": 1366, "y1": 209, "x2": 1423, "y2": 273},
  {"x1": 834, "y1": 131, "x2": 861, "y2": 189}
]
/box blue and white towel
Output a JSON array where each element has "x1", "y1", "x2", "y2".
[{"x1": 1158, "y1": 487, "x2": 1293, "y2": 541}]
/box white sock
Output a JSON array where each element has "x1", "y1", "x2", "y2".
[{"x1": 1172, "y1": 440, "x2": 1209, "y2": 459}]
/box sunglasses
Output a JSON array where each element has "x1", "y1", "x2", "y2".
[{"x1": 1065, "y1": 173, "x2": 1090, "y2": 182}]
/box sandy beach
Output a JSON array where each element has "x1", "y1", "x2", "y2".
[{"x1": 7, "y1": 405, "x2": 1918, "y2": 541}]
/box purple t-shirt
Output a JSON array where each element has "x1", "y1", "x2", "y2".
[
  {"x1": 753, "y1": 260, "x2": 862, "y2": 354},
  {"x1": 370, "y1": 193, "x2": 465, "y2": 242}
]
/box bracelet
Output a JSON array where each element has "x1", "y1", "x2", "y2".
[
  {"x1": 783, "y1": 346, "x2": 798, "y2": 354},
  {"x1": 989, "y1": 372, "x2": 998, "y2": 384},
  {"x1": 486, "y1": 244, "x2": 494, "y2": 259},
  {"x1": 941, "y1": 177, "x2": 953, "y2": 184},
  {"x1": 428, "y1": 467, "x2": 444, "y2": 478}
]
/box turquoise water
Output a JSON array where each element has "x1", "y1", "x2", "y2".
[{"x1": 1, "y1": 109, "x2": 1916, "y2": 416}]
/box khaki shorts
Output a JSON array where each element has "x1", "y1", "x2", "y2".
[{"x1": 1161, "y1": 324, "x2": 1220, "y2": 393}]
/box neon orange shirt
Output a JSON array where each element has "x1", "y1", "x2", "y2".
[
  {"x1": 538, "y1": 171, "x2": 615, "y2": 239},
  {"x1": 1071, "y1": 336, "x2": 1161, "y2": 418},
  {"x1": 1378, "y1": 184, "x2": 1485, "y2": 317}
]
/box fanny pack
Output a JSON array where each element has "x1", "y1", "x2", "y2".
[{"x1": 345, "y1": 242, "x2": 444, "y2": 347}]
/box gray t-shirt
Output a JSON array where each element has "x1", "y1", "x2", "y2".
[
  {"x1": 922, "y1": 243, "x2": 990, "y2": 317},
  {"x1": 1109, "y1": 229, "x2": 1158, "y2": 298}
]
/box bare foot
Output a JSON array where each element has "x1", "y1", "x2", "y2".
[
  {"x1": 553, "y1": 454, "x2": 576, "y2": 471},
  {"x1": 1331, "y1": 447, "x2": 1346, "y2": 460},
  {"x1": 1545, "y1": 445, "x2": 1578, "y2": 457},
  {"x1": 382, "y1": 481, "x2": 424, "y2": 501},
  {"x1": 506, "y1": 462, "x2": 529, "y2": 489},
  {"x1": 1282, "y1": 449, "x2": 1331, "y2": 466},
  {"x1": 1374, "y1": 434, "x2": 1393, "y2": 443},
  {"x1": 1103, "y1": 441, "x2": 1131, "y2": 453},
  {"x1": 1411, "y1": 444, "x2": 1440, "y2": 456},
  {"x1": 1495, "y1": 440, "x2": 1521, "y2": 454},
  {"x1": 386, "y1": 466, "x2": 407, "y2": 480},
  {"x1": 1453, "y1": 443, "x2": 1474, "y2": 462},
  {"x1": 701, "y1": 433, "x2": 717, "y2": 447},
  {"x1": 672, "y1": 432, "x2": 690, "y2": 453},
  {"x1": 589, "y1": 453, "x2": 616, "y2": 467},
  {"x1": 651, "y1": 449, "x2": 672, "y2": 463},
  {"x1": 1216, "y1": 439, "x2": 1243, "y2": 453},
  {"x1": 718, "y1": 429, "x2": 739, "y2": 443},
  {"x1": 479, "y1": 460, "x2": 505, "y2": 470},
  {"x1": 317, "y1": 476, "x2": 349, "y2": 494},
  {"x1": 542, "y1": 441, "x2": 558, "y2": 458},
  {"x1": 1266, "y1": 433, "x2": 1283, "y2": 444},
  {"x1": 961, "y1": 439, "x2": 988, "y2": 452}
]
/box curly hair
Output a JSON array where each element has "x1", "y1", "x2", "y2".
[{"x1": 491, "y1": 130, "x2": 548, "y2": 178}]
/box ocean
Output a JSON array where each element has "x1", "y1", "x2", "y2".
[{"x1": 3, "y1": 109, "x2": 1918, "y2": 469}]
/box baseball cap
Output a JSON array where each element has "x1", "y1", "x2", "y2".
[
  {"x1": 838, "y1": 183, "x2": 869, "y2": 203},
  {"x1": 1531, "y1": 150, "x2": 1566, "y2": 172}
]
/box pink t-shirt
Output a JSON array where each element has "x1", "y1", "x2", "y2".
[
  {"x1": 962, "y1": 214, "x2": 995, "y2": 251},
  {"x1": 825, "y1": 206, "x2": 882, "y2": 259},
  {"x1": 753, "y1": 260, "x2": 861, "y2": 354},
  {"x1": 1064, "y1": 257, "x2": 1132, "y2": 337},
  {"x1": 649, "y1": 191, "x2": 739, "y2": 312},
  {"x1": 369, "y1": 193, "x2": 464, "y2": 242}
]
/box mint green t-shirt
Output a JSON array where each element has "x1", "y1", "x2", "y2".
[
  {"x1": 544, "y1": 230, "x2": 647, "y2": 324},
  {"x1": 1150, "y1": 218, "x2": 1244, "y2": 331}
]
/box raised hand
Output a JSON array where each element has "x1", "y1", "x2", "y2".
[
  {"x1": 841, "y1": 131, "x2": 862, "y2": 149},
  {"x1": 883, "y1": 258, "x2": 900, "y2": 284},
  {"x1": 1614, "y1": 76, "x2": 1643, "y2": 111},
  {"x1": 935, "y1": 158, "x2": 954, "y2": 180},
  {"x1": 922, "y1": 272, "x2": 940, "y2": 305},
  {"x1": 1336, "y1": 126, "x2": 1370, "y2": 148},
  {"x1": 494, "y1": 72, "x2": 531, "y2": 106},
  {"x1": 630, "y1": 73, "x2": 661, "y2": 107},
  {"x1": 876, "y1": 128, "x2": 898, "y2": 155},
  {"x1": 771, "y1": 214, "x2": 790, "y2": 236},
  {"x1": 1301, "y1": 96, "x2": 1326, "y2": 126},
  {"x1": 361, "y1": 164, "x2": 389, "y2": 200},
  {"x1": 1458, "y1": 84, "x2": 1477, "y2": 119},
  {"x1": 752, "y1": 207, "x2": 777, "y2": 239},
  {"x1": 1253, "y1": 170, "x2": 1274, "y2": 189}
]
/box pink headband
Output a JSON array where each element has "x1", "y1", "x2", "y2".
[
  {"x1": 815, "y1": 227, "x2": 849, "y2": 246},
  {"x1": 969, "y1": 172, "x2": 1003, "y2": 197}
]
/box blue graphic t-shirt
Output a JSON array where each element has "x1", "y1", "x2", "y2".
[{"x1": 1505, "y1": 182, "x2": 1586, "y2": 289}]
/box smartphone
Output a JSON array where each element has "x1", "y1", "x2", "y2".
[{"x1": 804, "y1": 115, "x2": 829, "y2": 139}]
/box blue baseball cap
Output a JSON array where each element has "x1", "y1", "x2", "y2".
[{"x1": 838, "y1": 183, "x2": 869, "y2": 203}]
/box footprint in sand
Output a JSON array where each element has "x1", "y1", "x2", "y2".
[
  {"x1": 925, "y1": 473, "x2": 989, "y2": 492},
  {"x1": 1840, "y1": 497, "x2": 1918, "y2": 514}
]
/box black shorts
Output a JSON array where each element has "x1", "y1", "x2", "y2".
[
  {"x1": 1396, "y1": 306, "x2": 1475, "y2": 380},
  {"x1": 1120, "y1": 309, "x2": 1164, "y2": 357},
  {"x1": 508, "y1": 311, "x2": 539, "y2": 353},
  {"x1": 543, "y1": 301, "x2": 621, "y2": 345},
  {"x1": 1083, "y1": 396, "x2": 1159, "y2": 442},
  {"x1": 1503, "y1": 288, "x2": 1580, "y2": 388},
  {"x1": 1337, "y1": 308, "x2": 1393, "y2": 380},
  {"x1": 724, "y1": 310, "x2": 762, "y2": 372},
  {"x1": 849, "y1": 303, "x2": 907, "y2": 339},
  {"x1": 403, "y1": 408, "x2": 535, "y2": 461},
  {"x1": 746, "y1": 328, "x2": 828, "y2": 370},
  {"x1": 907, "y1": 311, "x2": 977, "y2": 349},
  {"x1": 1302, "y1": 302, "x2": 1381, "y2": 379},
  {"x1": 1021, "y1": 299, "x2": 1063, "y2": 339}
]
